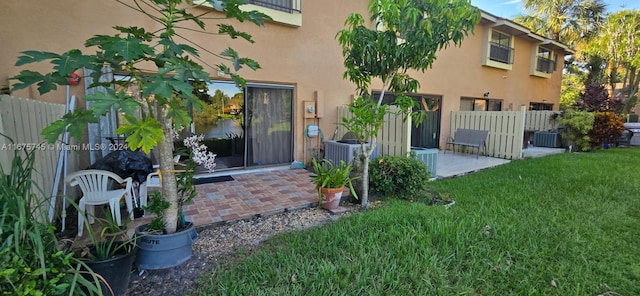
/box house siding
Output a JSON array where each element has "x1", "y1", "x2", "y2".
[{"x1": 1, "y1": 0, "x2": 569, "y2": 162}]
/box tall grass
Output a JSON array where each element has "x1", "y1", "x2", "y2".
[
  {"x1": 0, "y1": 139, "x2": 97, "y2": 295},
  {"x1": 195, "y1": 148, "x2": 640, "y2": 295}
]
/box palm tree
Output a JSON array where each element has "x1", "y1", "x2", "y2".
[
  {"x1": 593, "y1": 10, "x2": 640, "y2": 111},
  {"x1": 515, "y1": 0, "x2": 606, "y2": 46}
]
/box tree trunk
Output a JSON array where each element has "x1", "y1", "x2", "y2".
[
  {"x1": 360, "y1": 153, "x2": 370, "y2": 209},
  {"x1": 628, "y1": 67, "x2": 639, "y2": 96},
  {"x1": 361, "y1": 76, "x2": 391, "y2": 209},
  {"x1": 359, "y1": 139, "x2": 376, "y2": 210},
  {"x1": 157, "y1": 106, "x2": 179, "y2": 234}
]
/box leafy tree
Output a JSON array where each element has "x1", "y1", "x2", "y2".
[
  {"x1": 587, "y1": 10, "x2": 640, "y2": 113},
  {"x1": 581, "y1": 51, "x2": 609, "y2": 86},
  {"x1": 337, "y1": 0, "x2": 480, "y2": 209},
  {"x1": 574, "y1": 84, "x2": 624, "y2": 113},
  {"x1": 561, "y1": 73, "x2": 585, "y2": 110},
  {"x1": 11, "y1": 0, "x2": 266, "y2": 233},
  {"x1": 515, "y1": 0, "x2": 606, "y2": 46}
]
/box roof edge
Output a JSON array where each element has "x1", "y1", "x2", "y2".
[{"x1": 479, "y1": 9, "x2": 574, "y2": 55}]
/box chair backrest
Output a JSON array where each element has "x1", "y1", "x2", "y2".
[
  {"x1": 65, "y1": 169, "x2": 127, "y2": 202},
  {"x1": 455, "y1": 129, "x2": 489, "y2": 145}
]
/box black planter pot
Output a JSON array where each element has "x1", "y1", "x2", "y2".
[
  {"x1": 135, "y1": 222, "x2": 198, "y2": 270},
  {"x1": 84, "y1": 247, "x2": 137, "y2": 296}
]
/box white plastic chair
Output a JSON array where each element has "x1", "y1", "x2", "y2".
[
  {"x1": 65, "y1": 169, "x2": 135, "y2": 237},
  {"x1": 139, "y1": 155, "x2": 180, "y2": 209}
]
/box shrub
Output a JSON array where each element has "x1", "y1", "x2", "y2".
[
  {"x1": 0, "y1": 138, "x2": 96, "y2": 294},
  {"x1": 589, "y1": 112, "x2": 624, "y2": 148},
  {"x1": 369, "y1": 154, "x2": 430, "y2": 198},
  {"x1": 558, "y1": 109, "x2": 594, "y2": 151}
]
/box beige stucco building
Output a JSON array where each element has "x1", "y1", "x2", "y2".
[{"x1": 1, "y1": 0, "x2": 572, "y2": 171}]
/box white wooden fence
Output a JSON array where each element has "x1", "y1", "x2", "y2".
[
  {"x1": 336, "y1": 105, "x2": 411, "y2": 156},
  {"x1": 524, "y1": 110, "x2": 560, "y2": 132},
  {"x1": 0, "y1": 95, "x2": 78, "y2": 218},
  {"x1": 336, "y1": 106, "x2": 562, "y2": 160}
]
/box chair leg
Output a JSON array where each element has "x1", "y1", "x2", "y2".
[
  {"x1": 139, "y1": 184, "x2": 147, "y2": 208},
  {"x1": 131, "y1": 183, "x2": 139, "y2": 209},
  {"x1": 124, "y1": 192, "x2": 134, "y2": 221},
  {"x1": 77, "y1": 199, "x2": 86, "y2": 237},
  {"x1": 86, "y1": 205, "x2": 95, "y2": 225},
  {"x1": 110, "y1": 199, "x2": 123, "y2": 226}
]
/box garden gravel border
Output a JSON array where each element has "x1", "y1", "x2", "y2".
[{"x1": 126, "y1": 203, "x2": 359, "y2": 295}]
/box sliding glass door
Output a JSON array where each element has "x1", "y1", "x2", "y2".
[
  {"x1": 193, "y1": 81, "x2": 245, "y2": 170},
  {"x1": 192, "y1": 82, "x2": 293, "y2": 170},
  {"x1": 246, "y1": 85, "x2": 293, "y2": 167}
]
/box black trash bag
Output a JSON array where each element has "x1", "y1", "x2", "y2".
[{"x1": 89, "y1": 150, "x2": 154, "y2": 184}]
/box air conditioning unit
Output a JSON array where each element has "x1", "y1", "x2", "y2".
[
  {"x1": 323, "y1": 140, "x2": 379, "y2": 165},
  {"x1": 411, "y1": 147, "x2": 438, "y2": 178},
  {"x1": 533, "y1": 131, "x2": 562, "y2": 148}
]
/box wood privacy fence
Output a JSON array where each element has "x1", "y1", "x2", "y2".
[
  {"x1": 0, "y1": 95, "x2": 79, "y2": 218},
  {"x1": 524, "y1": 110, "x2": 560, "y2": 131},
  {"x1": 337, "y1": 105, "x2": 559, "y2": 160},
  {"x1": 336, "y1": 105, "x2": 411, "y2": 156},
  {"x1": 450, "y1": 106, "x2": 526, "y2": 159}
]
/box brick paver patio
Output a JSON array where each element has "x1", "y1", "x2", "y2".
[{"x1": 128, "y1": 168, "x2": 318, "y2": 231}]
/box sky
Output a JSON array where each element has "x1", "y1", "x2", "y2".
[
  {"x1": 470, "y1": 0, "x2": 640, "y2": 18},
  {"x1": 206, "y1": 81, "x2": 242, "y2": 97}
]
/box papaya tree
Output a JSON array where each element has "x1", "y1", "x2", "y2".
[
  {"x1": 11, "y1": 0, "x2": 266, "y2": 233},
  {"x1": 337, "y1": 0, "x2": 480, "y2": 208}
]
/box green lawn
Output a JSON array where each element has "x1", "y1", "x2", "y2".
[{"x1": 193, "y1": 148, "x2": 640, "y2": 295}]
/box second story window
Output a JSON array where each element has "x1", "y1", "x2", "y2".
[
  {"x1": 535, "y1": 47, "x2": 556, "y2": 73},
  {"x1": 248, "y1": 0, "x2": 301, "y2": 13},
  {"x1": 489, "y1": 30, "x2": 514, "y2": 64}
]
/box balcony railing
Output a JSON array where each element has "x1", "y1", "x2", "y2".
[
  {"x1": 247, "y1": 0, "x2": 301, "y2": 13},
  {"x1": 536, "y1": 57, "x2": 556, "y2": 73},
  {"x1": 489, "y1": 42, "x2": 514, "y2": 64}
]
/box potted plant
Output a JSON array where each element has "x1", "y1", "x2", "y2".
[
  {"x1": 78, "y1": 210, "x2": 137, "y2": 296},
  {"x1": 135, "y1": 133, "x2": 214, "y2": 270},
  {"x1": 309, "y1": 158, "x2": 358, "y2": 210}
]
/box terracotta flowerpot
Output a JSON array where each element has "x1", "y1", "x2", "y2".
[{"x1": 320, "y1": 187, "x2": 344, "y2": 210}]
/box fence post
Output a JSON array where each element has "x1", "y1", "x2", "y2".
[
  {"x1": 0, "y1": 95, "x2": 8, "y2": 169},
  {"x1": 402, "y1": 107, "x2": 411, "y2": 155},
  {"x1": 514, "y1": 106, "x2": 526, "y2": 159}
]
